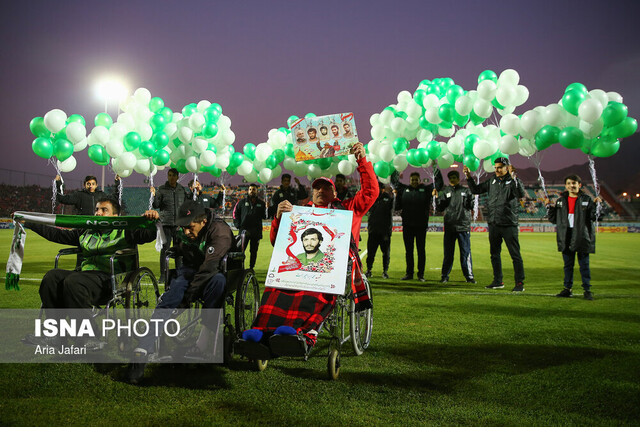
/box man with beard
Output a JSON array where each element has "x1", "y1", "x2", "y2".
[
  {"x1": 342, "y1": 122, "x2": 354, "y2": 139},
  {"x1": 188, "y1": 179, "x2": 225, "y2": 210},
  {"x1": 233, "y1": 183, "x2": 266, "y2": 270},
  {"x1": 365, "y1": 182, "x2": 393, "y2": 279},
  {"x1": 307, "y1": 127, "x2": 319, "y2": 144},
  {"x1": 296, "y1": 228, "x2": 324, "y2": 265},
  {"x1": 268, "y1": 174, "x2": 308, "y2": 218}
]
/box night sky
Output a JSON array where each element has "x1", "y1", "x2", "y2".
[{"x1": 2, "y1": 0, "x2": 639, "y2": 187}]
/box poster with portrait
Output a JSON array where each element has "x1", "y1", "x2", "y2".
[
  {"x1": 290, "y1": 112, "x2": 358, "y2": 161},
  {"x1": 265, "y1": 206, "x2": 353, "y2": 295}
]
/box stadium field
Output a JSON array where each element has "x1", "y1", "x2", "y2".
[{"x1": 1, "y1": 230, "x2": 639, "y2": 425}]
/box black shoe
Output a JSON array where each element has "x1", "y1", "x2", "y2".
[
  {"x1": 512, "y1": 282, "x2": 525, "y2": 292},
  {"x1": 466, "y1": 278, "x2": 477, "y2": 284},
  {"x1": 382, "y1": 271, "x2": 389, "y2": 279},
  {"x1": 401, "y1": 275, "x2": 413, "y2": 281},
  {"x1": 128, "y1": 349, "x2": 148, "y2": 384},
  {"x1": 365, "y1": 270, "x2": 372, "y2": 278},
  {"x1": 22, "y1": 334, "x2": 62, "y2": 347},
  {"x1": 485, "y1": 281, "x2": 504, "y2": 289},
  {"x1": 584, "y1": 291, "x2": 594, "y2": 300},
  {"x1": 556, "y1": 288, "x2": 572, "y2": 298},
  {"x1": 440, "y1": 277, "x2": 448, "y2": 284}
]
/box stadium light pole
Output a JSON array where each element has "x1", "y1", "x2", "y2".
[{"x1": 94, "y1": 77, "x2": 129, "y2": 190}]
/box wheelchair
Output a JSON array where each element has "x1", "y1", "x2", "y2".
[
  {"x1": 155, "y1": 230, "x2": 260, "y2": 362},
  {"x1": 52, "y1": 245, "x2": 160, "y2": 350},
  {"x1": 245, "y1": 252, "x2": 373, "y2": 380}
]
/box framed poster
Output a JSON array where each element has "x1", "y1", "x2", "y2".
[
  {"x1": 290, "y1": 112, "x2": 358, "y2": 161},
  {"x1": 266, "y1": 206, "x2": 353, "y2": 295}
]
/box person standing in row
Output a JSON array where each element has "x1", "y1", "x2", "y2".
[
  {"x1": 464, "y1": 157, "x2": 526, "y2": 292},
  {"x1": 391, "y1": 166, "x2": 443, "y2": 282},
  {"x1": 365, "y1": 182, "x2": 393, "y2": 279},
  {"x1": 188, "y1": 179, "x2": 225, "y2": 210},
  {"x1": 233, "y1": 183, "x2": 267, "y2": 270},
  {"x1": 433, "y1": 170, "x2": 475, "y2": 284},
  {"x1": 151, "y1": 168, "x2": 189, "y2": 283},
  {"x1": 268, "y1": 174, "x2": 308, "y2": 218},
  {"x1": 55, "y1": 174, "x2": 121, "y2": 215}
]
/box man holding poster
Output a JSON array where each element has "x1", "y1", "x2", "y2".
[{"x1": 236, "y1": 141, "x2": 377, "y2": 359}]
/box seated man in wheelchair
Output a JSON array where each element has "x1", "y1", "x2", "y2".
[
  {"x1": 129, "y1": 199, "x2": 234, "y2": 383},
  {"x1": 19, "y1": 197, "x2": 159, "y2": 349},
  {"x1": 237, "y1": 141, "x2": 377, "y2": 358}
]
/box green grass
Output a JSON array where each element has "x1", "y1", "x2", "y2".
[{"x1": 1, "y1": 229, "x2": 639, "y2": 425}]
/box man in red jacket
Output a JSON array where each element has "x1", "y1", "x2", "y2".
[{"x1": 236, "y1": 142, "x2": 377, "y2": 359}]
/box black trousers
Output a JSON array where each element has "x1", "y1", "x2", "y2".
[
  {"x1": 39, "y1": 269, "x2": 112, "y2": 313},
  {"x1": 488, "y1": 224, "x2": 525, "y2": 283},
  {"x1": 366, "y1": 232, "x2": 391, "y2": 272},
  {"x1": 246, "y1": 236, "x2": 261, "y2": 269},
  {"x1": 402, "y1": 224, "x2": 427, "y2": 277}
]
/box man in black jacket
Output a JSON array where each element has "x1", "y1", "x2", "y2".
[
  {"x1": 233, "y1": 183, "x2": 266, "y2": 269},
  {"x1": 151, "y1": 168, "x2": 190, "y2": 282},
  {"x1": 188, "y1": 179, "x2": 225, "y2": 210},
  {"x1": 130, "y1": 200, "x2": 234, "y2": 382},
  {"x1": 365, "y1": 182, "x2": 393, "y2": 279},
  {"x1": 391, "y1": 166, "x2": 444, "y2": 281},
  {"x1": 433, "y1": 171, "x2": 475, "y2": 284},
  {"x1": 464, "y1": 157, "x2": 526, "y2": 291},
  {"x1": 268, "y1": 174, "x2": 308, "y2": 218},
  {"x1": 546, "y1": 174, "x2": 602, "y2": 300},
  {"x1": 55, "y1": 174, "x2": 121, "y2": 215}
]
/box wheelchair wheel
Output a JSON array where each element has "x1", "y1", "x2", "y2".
[
  {"x1": 327, "y1": 342, "x2": 341, "y2": 380},
  {"x1": 234, "y1": 269, "x2": 260, "y2": 337},
  {"x1": 349, "y1": 275, "x2": 373, "y2": 356},
  {"x1": 168, "y1": 304, "x2": 201, "y2": 344},
  {"x1": 125, "y1": 267, "x2": 160, "y2": 311}
]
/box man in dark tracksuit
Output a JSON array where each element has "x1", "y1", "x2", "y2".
[
  {"x1": 268, "y1": 173, "x2": 308, "y2": 218},
  {"x1": 233, "y1": 183, "x2": 266, "y2": 270},
  {"x1": 55, "y1": 174, "x2": 121, "y2": 215},
  {"x1": 547, "y1": 174, "x2": 602, "y2": 300},
  {"x1": 130, "y1": 200, "x2": 234, "y2": 382},
  {"x1": 392, "y1": 167, "x2": 443, "y2": 281},
  {"x1": 365, "y1": 182, "x2": 393, "y2": 279},
  {"x1": 151, "y1": 168, "x2": 190, "y2": 282},
  {"x1": 434, "y1": 170, "x2": 475, "y2": 284},
  {"x1": 464, "y1": 157, "x2": 526, "y2": 291}
]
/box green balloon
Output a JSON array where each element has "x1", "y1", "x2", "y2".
[
  {"x1": 535, "y1": 125, "x2": 560, "y2": 150},
  {"x1": 202, "y1": 123, "x2": 219, "y2": 139},
  {"x1": 284, "y1": 143, "x2": 295, "y2": 157},
  {"x1": 182, "y1": 103, "x2": 197, "y2": 117},
  {"x1": 204, "y1": 106, "x2": 221, "y2": 124},
  {"x1": 469, "y1": 110, "x2": 485, "y2": 125},
  {"x1": 243, "y1": 143, "x2": 256, "y2": 160},
  {"x1": 152, "y1": 149, "x2": 170, "y2": 166},
  {"x1": 491, "y1": 98, "x2": 505, "y2": 110},
  {"x1": 416, "y1": 148, "x2": 429, "y2": 164},
  {"x1": 208, "y1": 166, "x2": 222, "y2": 177},
  {"x1": 463, "y1": 153, "x2": 480, "y2": 171},
  {"x1": 465, "y1": 134, "x2": 480, "y2": 154},
  {"x1": 229, "y1": 152, "x2": 244, "y2": 168},
  {"x1": 580, "y1": 138, "x2": 594, "y2": 155},
  {"x1": 207, "y1": 143, "x2": 217, "y2": 154},
  {"x1": 29, "y1": 117, "x2": 50, "y2": 137},
  {"x1": 318, "y1": 157, "x2": 332, "y2": 169},
  {"x1": 609, "y1": 117, "x2": 637, "y2": 139},
  {"x1": 159, "y1": 107, "x2": 173, "y2": 123},
  {"x1": 273, "y1": 149, "x2": 285, "y2": 163},
  {"x1": 438, "y1": 104, "x2": 455, "y2": 123},
  {"x1": 392, "y1": 137, "x2": 408, "y2": 154},
  {"x1": 478, "y1": 70, "x2": 498, "y2": 84},
  {"x1": 94, "y1": 112, "x2": 113, "y2": 128},
  {"x1": 446, "y1": 85, "x2": 464, "y2": 104},
  {"x1": 419, "y1": 79, "x2": 432, "y2": 87},
  {"x1": 175, "y1": 159, "x2": 188, "y2": 174},
  {"x1": 413, "y1": 89, "x2": 427, "y2": 106},
  {"x1": 454, "y1": 112, "x2": 469, "y2": 127},
  {"x1": 32, "y1": 137, "x2": 53, "y2": 159},
  {"x1": 139, "y1": 141, "x2": 155, "y2": 157},
  {"x1": 418, "y1": 115, "x2": 430, "y2": 129},
  {"x1": 87, "y1": 145, "x2": 109, "y2": 166},
  {"x1": 591, "y1": 139, "x2": 620, "y2": 158},
  {"x1": 407, "y1": 149, "x2": 421, "y2": 166},
  {"x1": 149, "y1": 97, "x2": 164, "y2": 113},
  {"x1": 152, "y1": 132, "x2": 169, "y2": 149},
  {"x1": 373, "y1": 161, "x2": 391, "y2": 178},
  {"x1": 304, "y1": 113, "x2": 317, "y2": 119},
  {"x1": 265, "y1": 155, "x2": 278, "y2": 170},
  {"x1": 600, "y1": 102, "x2": 628, "y2": 127},
  {"x1": 172, "y1": 138, "x2": 182, "y2": 148},
  {"x1": 559, "y1": 126, "x2": 584, "y2": 149},
  {"x1": 286, "y1": 115, "x2": 299, "y2": 128},
  {"x1": 426, "y1": 140, "x2": 442, "y2": 160},
  {"x1": 54, "y1": 127, "x2": 67, "y2": 142},
  {"x1": 66, "y1": 114, "x2": 85, "y2": 126},
  {"x1": 395, "y1": 111, "x2": 408, "y2": 120},
  {"x1": 150, "y1": 114, "x2": 167, "y2": 132},
  {"x1": 425, "y1": 84, "x2": 443, "y2": 98},
  {"x1": 53, "y1": 139, "x2": 73, "y2": 161},
  {"x1": 226, "y1": 166, "x2": 238, "y2": 176},
  {"x1": 124, "y1": 132, "x2": 142, "y2": 151},
  {"x1": 209, "y1": 103, "x2": 222, "y2": 115},
  {"x1": 565, "y1": 82, "x2": 588, "y2": 94},
  {"x1": 562, "y1": 90, "x2": 586, "y2": 115}
]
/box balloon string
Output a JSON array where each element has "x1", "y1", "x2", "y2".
[
  {"x1": 118, "y1": 177, "x2": 123, "y2": 207},
  {"x1": 472, "y1": 169, "x2": 483, "y2": 221},
  {"x1": 50, "y1": 159, "x2": 64, "y2": 213},
  {"x1": 192, "y1": 173, "x2": 198, "y2": 201},
  {"x1": 423, "y1": 166, "x2": 436, "y2": 212},
  {"x1": 220, "y1": 173, "x2": 226, "y2": 216},
  {"x1": 263, "y1": 184, "x2": 268, "y2": 218},
  {"x1": 588, "y1": 156, "x2": 602, "y2": 230},
  {"x1": 148, "y1": 174, "x2": 155, "y2": 211},
  {"x1": 528, "y1": 151, "x2": 549, "y2": 201}
]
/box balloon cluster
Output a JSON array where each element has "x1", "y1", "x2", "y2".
[
  {"x1": 30, "y1": 111, "x2": 88, "y2": 172},
  {"x1": 236, "y1": 113, "x2": 361, "y2": 184}
]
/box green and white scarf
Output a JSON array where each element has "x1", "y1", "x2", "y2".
[{"x1": 6, "y1": 212, "x2": 166, "y2": 291}]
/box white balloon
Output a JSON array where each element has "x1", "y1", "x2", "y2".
[
  {"x1": 43, "y1": 109, "x2": 67, "y2": 133},
  {"x1": 117, "y1": 112, "x2": 136, "y2": 130},
  {"x1": 217, "y1": 115, "x2": 232, "y2": 131},
  {"x1": 514, "y1": 85, "x2": 529, "y2": 106},
  {"x1": 541, "y1": 104, "x2": 566, "y2": 127},
  {"x1": 197, "y1": 100, "x2": 211, "y2": 112},
  {"x1": 106, "y1": 139, "x2": 125, "y2": 158},
  {"x1": 238, "y1": 160, "x2": 253, "y2": 176},
  {"x1": 185, "y1": 156, "x2": 200, "y2": 173},
  {"x1": 178, "y1": 127, "x2": 193, "y2": 144},
  {"x1": 390, "y1": 117, "x2": 406, "y2": 134},
  {"x1": 425, "y1": 107, "x2": 442, "y2": 124},
  {"x1": 417, "y1": 129, "x2": 433, "y2": 143},
  {"x1": 498, "y1": 69, "x2": 520, "y2": 86},
  {"x1": 109, "y1": 123, "x2": 128, "y2": 141},
  {"x1": 338, "y1": 160, "x2": 355, "y2": 175},
  {"x1": 369, "y1": 113, "x2": 380, "y2": 127},
  {"x1": 293, "y1": 162, "x2": 308, "y2": 177},
  {"x1": 473, "y1": 139, "x2": 498, "y2": 159},
  {"x1": 73, "y1": 137, "x2": 87, "y2": 152},
  {"x1": 406, "y1": 100, "x2": 422, "y2": 119},
  {"x1": 188, "y1": 112, "x2": 206, "y2": 131},
  {"x1": 579, "y1": 118, "x2": 604, "y2": 139},
  {"x1": 200, "y1": 150, "x2": 216, "y2": 167},
  {"x1": 397, "y1": 90, "x2": 413, "y2": 104},
  {"x1": 473, "y1": 99, "x2": 492, "y2": 118},
  {"x1": 57, "y1": 156, "x2": 76, "y2": 173},
  {"x1": 499, "y1": 135, "x2": 520, "y2": 155},
  {"x1": 367, "y1": 152, "x2": 380, "y2": 164},
  {"x1": 92, "y1": 126, "x2": 110, "y2": 145},
  {"x1": 379, "y1": 109, "x2": 394, "y2": 126},
  {"x1": 520, "y1": 110, "x2": 542, "y2": 135},
  {"x1": 65, "y1": 122, "x2": 86, "y2": 144},
  {"x1": 368, "y1": 139, "x2": 380, "y2": 155},
  {"x1": 607, "y1": 91, "x2": 623, "y2": 103},
  {"x1": 578, "y1": 98, "x2": 603, "y2": 123},
  {"x1": 283, "y1": 157, "x2": 297, "y2": 170},
  {"x1": 134, "y1": 158, "x2": 152, "y2": 175},
  {"x1": 245, "y1": 170, "x2": 258, "y2": 183},
  {"x1": 477, "y1": 80, "x2": 497, "y2": 101},
  {"x1": 137, "y1": 123, "x2": 153, "y2": 141},
  {"x1": 437, "y1": 153, "x2": 454, "y2": 169},
  {"x1": 589, "y1": 89, "x2": 609, "y2": 109},
  {"x1": 500, "y1": 114, "x2": 521, "y2": 136},
  {"x1": 497, "y1": 106, "x2": 516, "y2": 116},
  {"x1": 371, "y1": 125, "x2": 386, "y2": 141},
  {"x1": 448, "y1": 136, "x2": 464, "y2": 155},
  {"x1": 220, "y1": 129, "x2": 236, "y2": 146},
  {"x1": 192, "y1": 138, "x2": 209, "y2": 153},
  {"x1": 119, "y1": 96, "x2": 135, "y2": 113},
  {"x1": 119, "y1": 152, "x2": 137, "y2": 169},
  {"x1": 133, "y1": 88, "x2": 151, "y2": 105},
  {"x1": 483, "y1": 159, "x2": 496, "y2": 173},
  {"x1": 164, "y1": 123, "x2": 178, "y2": 140},
  {"x1": 422, "y1": 94, "x2": 440, "y2": 109},
  {"x1": 518, "y1": 138, "x2": 537, "y2": 157},
  {"x1": 496, "y1": 84, "x2": 517, "y2": 107},
  {"x1": 455, "y1": 95, "x2": 473, "y2": 116},
  {"x1": 215, "y1": 152, "x2": 230, "y2": 169},
  {"x1": 438, "y1": 127, "x2": 455, "y2": 137},
  {"x1": 379, "y1": 144, "x2": 395, "y2": 162},
  {"x1": 254, "y1": 143, "x2": 273, "y2": 162},
  {"x1": 392, "y1": 154, "x2": 408, "y2": 172}
]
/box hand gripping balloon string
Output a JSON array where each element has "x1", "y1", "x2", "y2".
[
  {"x1": 423, "y1": 166, "x2": 437, "y2": 212},
  {"x1": 192, "y1": 173, "x2": 198, "y2": 201},
  {"x1": 220, "y1": 173, "x2": 226, "y2": 216},
  {"x1": 117, "y1": 177, "x2": 123, "y2": 207},
  {"x1": 148, "y1": 173, "x2": 155, "y2": 211},
  {"x1": 528, "y1": 152, "x2": 549, "y2": 200},
  {"x1": 263, "y1": 184, "x2": 268, "y2": 218},
  {"x1": 472, "y1": 169, "x2": 484, "y2": 221},
  {"x1": 588, "y1": 155, "x2": 602, "y2": 229},
  {"x1": 50, "y1": 159, "x2": 64, "y2": 213}
]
